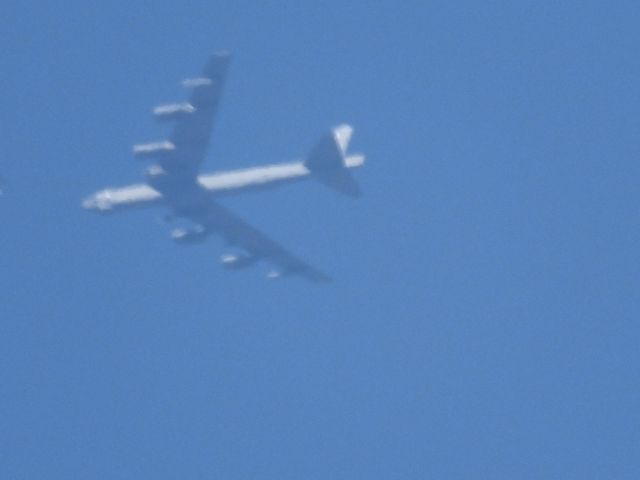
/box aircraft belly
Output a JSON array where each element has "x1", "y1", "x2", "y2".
[{"x1": 197, "y1": 162, "x2": 311, "y2": 195}]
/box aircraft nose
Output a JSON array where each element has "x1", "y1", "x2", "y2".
[{"x1": 82, "y1": 191, "x2": 113, "y2": 212}]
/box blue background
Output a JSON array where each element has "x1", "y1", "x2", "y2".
[{"x1": 2, "y1": 1, "x2": 639, "y2": 478}]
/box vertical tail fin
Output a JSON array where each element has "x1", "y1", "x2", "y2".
[{"x1": 305, "y1": 124, "x2": 365, "y2": 197}]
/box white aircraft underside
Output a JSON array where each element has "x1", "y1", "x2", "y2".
[{"x1": 82, "y1": 52, "x2": 365, "y2": 282}]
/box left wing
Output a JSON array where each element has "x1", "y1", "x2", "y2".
[{"x1": 180, "y1": 202, "x2": 332, "y2": 283}]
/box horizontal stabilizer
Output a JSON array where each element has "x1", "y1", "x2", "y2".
[
  {"x1": 305, "y1": 124, "x2": 364, "y2": 197},
  {"x1": 317, "y1": 168, "x2": 362, "y2": 197},
  {"x1": 306, "y1": 124, "x2": 353, "y2": 171}
]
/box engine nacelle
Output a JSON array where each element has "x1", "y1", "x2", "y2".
[
  {"x1": 182, "y1": 77, "x2": 213, "y2": 88},
  {"x1": 133, "y1": 141, "x2": 175, "y2": 160},
  {"x1": 144, "y1": 164, "x2": 171, "y2": 189},
  {"x1": 153, "y1": 102, "x2": 196, "y2": 122},
  {"x1": 144, "y1": 164, "x2": 166, "y2": 179},
  {"x1": 220, "y1": 253, "x2": 256, "y2": 270},
  {"x1": 171, "y1": 226, "x2": 208, "y2": 245},
  {"x1": 266, "y1": 270, "x2": 282, "y2": 280}
]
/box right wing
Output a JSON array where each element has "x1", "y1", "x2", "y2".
[
  {"x1": 144, "y1": 52, "x2": 232, "y2": 180},
  {"x1": 185, "y1": 201, "x2": 332, "y2": 283}
]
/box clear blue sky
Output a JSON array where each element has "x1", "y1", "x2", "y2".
[{"x1": 1, "y1": 1, "x2": 639, "y2": 478}]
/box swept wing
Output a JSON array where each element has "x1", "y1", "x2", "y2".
[
  {"x1": 140, "y1": 52, "x2": 231, "y2": 180},
  {"x1": 181, "y1": 201, "x2": 332, "y2": 283},
  {"x1": 131, "y1": 53, "x2": 335, "y2": 283}
]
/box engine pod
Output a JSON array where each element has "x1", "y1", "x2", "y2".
[
  {"x1": 132, "y1": 141, "x2": 175, "y2": 159},
  {"x1": 153, "y1": 103, "x2": 196, "y2": 122}
]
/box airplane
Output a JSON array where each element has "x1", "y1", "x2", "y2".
[{"x1": 82, "y1": 52, "x2": 365, "y2": 282}]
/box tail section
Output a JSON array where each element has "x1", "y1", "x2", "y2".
[{"x1": 305, "y1": 124, "x2": 365, "y2": 197}]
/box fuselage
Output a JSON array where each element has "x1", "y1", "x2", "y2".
[{"x1": 82, "y1": 155, "x2": 364, "y2": 214}]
